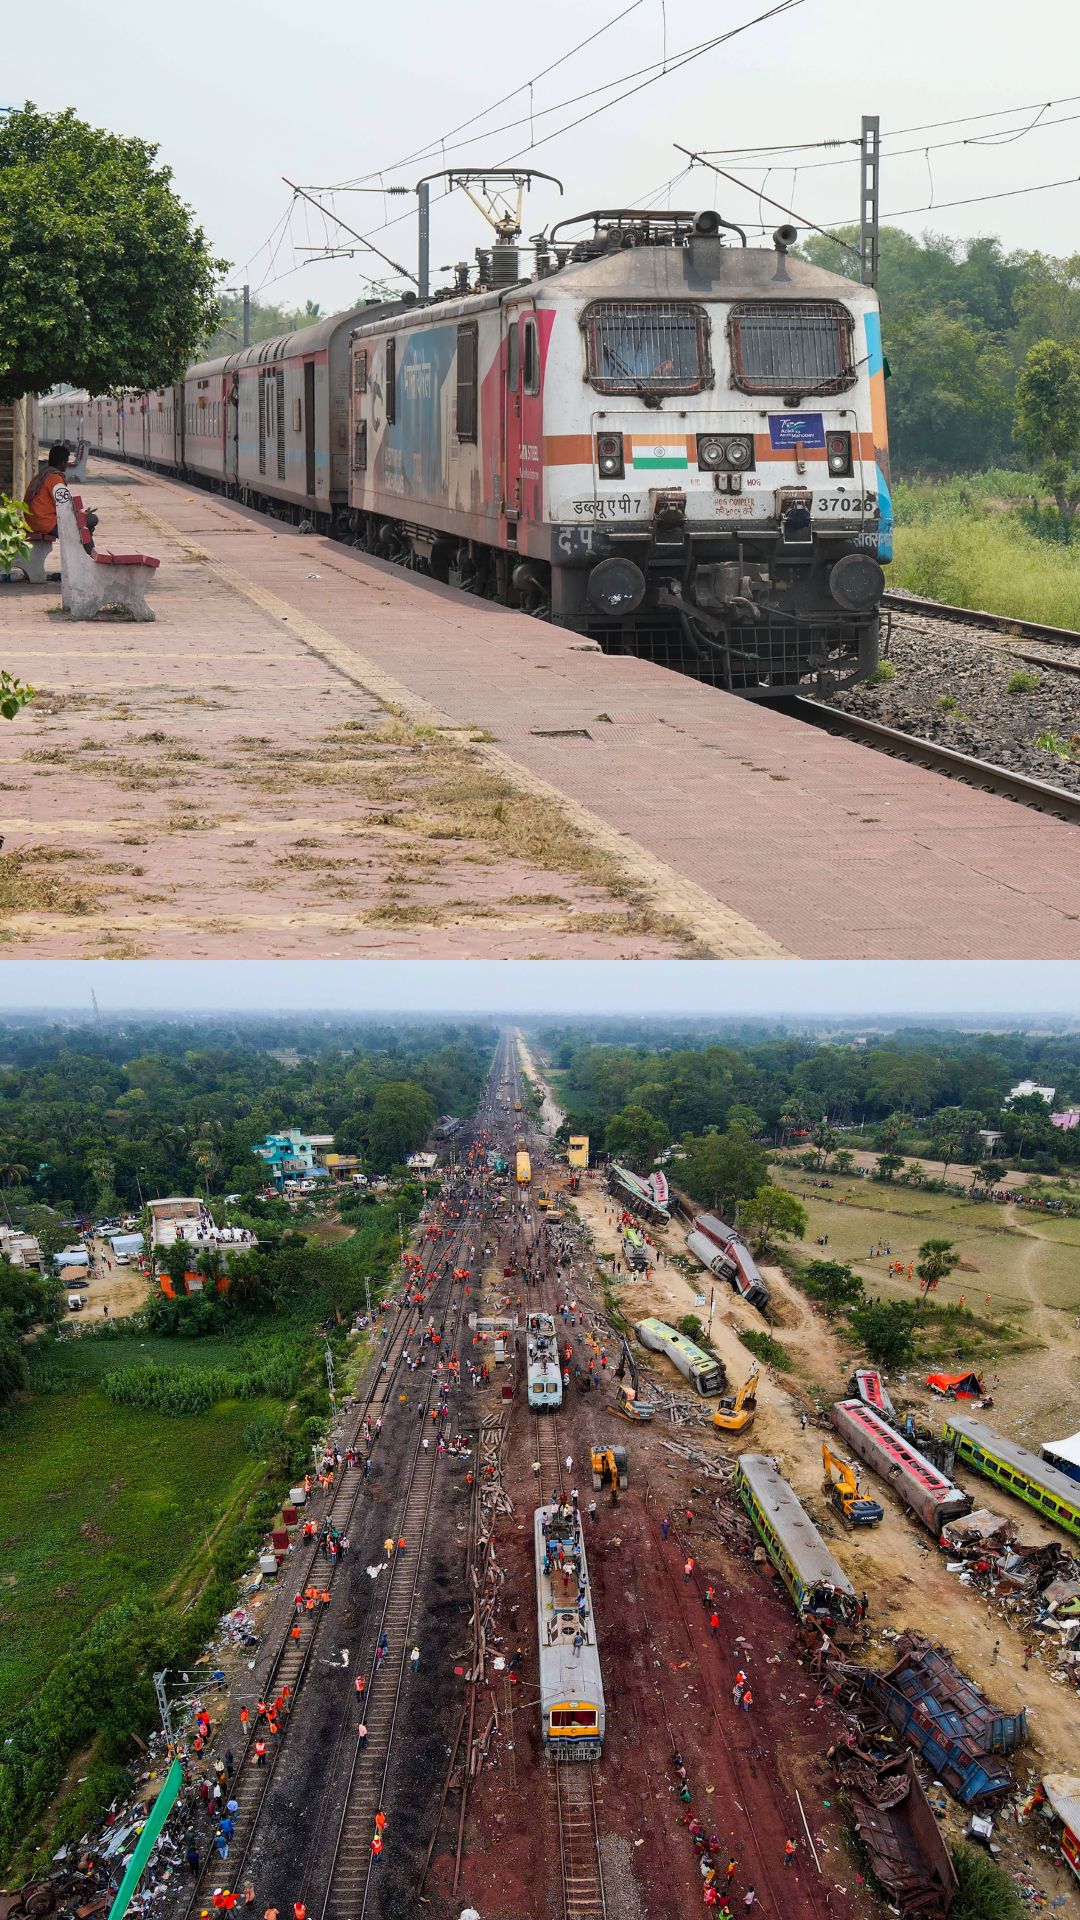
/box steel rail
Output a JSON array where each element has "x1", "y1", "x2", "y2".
[
  {"x1": 555, "y1": 1762, "x2": 608, "y2": 1920},
  {"x1": 883, "y1": 590, "x2": 1080, "y2": 648},
  {"x1": 790, "y1": 696, "x2": 1080, "y2": 825},
  {"x1": 179, "y1": 1062, "x2": 500, "y2": 1917}
]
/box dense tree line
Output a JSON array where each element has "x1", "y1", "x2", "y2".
[
  {"x1": 799, "y1": 228, "x2": 1080, "y2": 474},
  {"x1": 0, "y1": 1018, "x2": 494, "y2": 1223},
  {"x1": 542, "y1": 1025, "x2": 1080, "y2": 1172}
]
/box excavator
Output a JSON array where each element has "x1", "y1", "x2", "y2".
[
  {"x1": 611, "y1": 1336, "x2": 655, "y2": 1422},
  {"x1": 589, "y1": 1442, "x2": 629, "y2": 1505},
  {"x1": 713, "y1": 1368, "x2": 760, "y2": 1436},
  {"x1": 822, "y1": 1443, "x2": 884, "y2": 1527}
]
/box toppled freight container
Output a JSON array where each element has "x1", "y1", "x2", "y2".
[
  {"x1": 861, "y1": 1630, "x2": 1026, "y2": 1807},
  {"x1": 830, "y1": 1740, "x2": 958, "y2": 1918}
]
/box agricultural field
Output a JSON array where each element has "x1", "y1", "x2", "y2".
[
  {"x1": 771, "y1": 1163, "x2": 1078, "y2": 1435},
  {"x1": 0, "y1": 1334, "x2": 282, "y2": 1724}
]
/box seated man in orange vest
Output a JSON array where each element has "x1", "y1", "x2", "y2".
[{"x1": 24, "y1": 444, "x2": 72, "y2": 538}]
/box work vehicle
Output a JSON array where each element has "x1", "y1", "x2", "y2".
[
  {"x1": 821, "y1": 1443, "x2": 884, "y2": 1526},
  {"x1": 635, "y1": 1316, "x2": 726, "y2": 1396},
  {"x1": 831, "y1": 1399, "x2": 972, "y2": 1534},
  {"x1": 686, "y1": 1213, "x2": 770, "y2": 1311},
  {"x1": 735, "y1": 1453, "x2": 860, "y2": 1630},
  {"x1": 611, "y1": 1337, "x2": 655, "y2": 1422},
  {"x1": 537, "y1": 1188, "x2": 552, "y2": 1211},
  {"x1": 66, "y1": 1293, "x2": 86, "y2": 1312},
  {"x1": 713, "y1": 1369, "x2": 759, "y2": 1435},
  {"x1": 45, "y1": 213, "x2": 892, "y2": 698},
  {"x1": 941, "y1": 1414, "x2": 1080, "y2": 1543},
  {"x1": 535, "y1": 1503, "x2": 605, "y2": 1759},
  {"x1": 516, "y1": 1150, "x2": 532, "y2": 1188},
  {"x1": 589, "y1": 1443, "x2": 628, "y2": 1504},
  {"x1": 622, "y1": 1224, "x2": 648, "y2": 1270}
]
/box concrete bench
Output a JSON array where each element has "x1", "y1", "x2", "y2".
[
  {"x1": 15, "y1": 532, "x2": 56, "y2": 583},
  {"x1": 67, "y1": 439, "x2": 91, "y2": 483},
  {"x1": 54, "y1": 485, "x2": 159, "y2": 621}
]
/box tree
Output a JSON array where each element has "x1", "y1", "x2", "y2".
[
  {"x1": 0, "y1": 1316, "x2": 28, "y2": 1405},
  {"x1": 678, "y1": 1313, "x2": 708, "y2": 1345},
  {"x1": 915, "y1": 1236, "x2": 960, "y2": 1308},
  {"x1": 367, "y1": 1081, "x2": 437, "y2": 1170},
  {"x1": 0, "y1": 105, "x2": 224, "y2": 402},
  {"x1": 850, "y1": 1299, "x2": 917, "y2": 1369},
  {"x1": 1014, "y1": 338, "x2": 1080, "y2": 523},
  {"x1": 833, "y1": 1148, "x2": 855, "y2": 1175},
  {"x1": 740, "y1": 1185, "x2": 807, "y2": 1258},
  {"x1": 604, "y1": 1105, "x2": 669, "y2": 1172},
  {"x1": 801, "y1": 1259, "x2": 865, "y2": 1312},
  {"x1": 901, "y1": 1161, "x2": 926, "y2": 1186},
  {"x1": 681, "y1": 1126, "x2": 768, "y2": 1215},
  {"x1": 875, "y1": 1150, "x2": 904, "y2": 1182},
  {"x1": 811, "y1": 1120, "x2": 839, "y2": 1170}
]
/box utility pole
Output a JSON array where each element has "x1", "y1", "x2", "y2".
[{"x1": 860, "y1": 115, "x2": 880, "y2": 289}]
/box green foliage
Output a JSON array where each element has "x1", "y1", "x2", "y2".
[
  {"x1": 850, "y1": 1298, "x2": 918, "y2": 1368},
  {"x1": 100, "y1": 1341, "x2": 300, "y2": 1414},
  {"x1": 892, "y1": 486, "x2": 1080, "y2": 628},
  {"x1": 243, "y1": 1409, "x2": 303, "y2": 1477},
  {"x1": 604, "y1": 1103, "x2": 670, "y2": 1171},
  {"x1": 1006, "y1": 670, "x2": 1039, "y2": 693},
  {"x1": 740, "y1": 1184, "x2": 807, "y2": 1256},
  {"x1": 739, "y1": 1328, "x2": 790, "y2": 1368},
  {"x1": 863, "y1": 662, "x2": 895, "y2": 687},
  {"x1": 200, "y1": 294, "x2": 323, "y2": 361},
  {"x1": 1014, "y1": 339, "x2": 1080, "y2": 522},
  {"x1": 0, "y1": 495, "x2": 30, "y2": 570},
  {"x1": 916, "y1": 1236, "x2": 960, "y2": 1303},
  {"x1": 366, "y1": 1080, "x2": 437, "y2": 1170},
  {"x1": 681, "y1": 1126, "x2": 768, "y2": 1214},
  {"x1": 0, "y1": 105, "x2": 225, "y2": 400},
  {"x1": 678, "y1": 1313, "x2": 707, "y2": 1345},
  {"x1": 949, "y1": 1843, "x2": 1025, "y2": 1920},
  {"x1": 801, "y1": 1259, "x2": 865, "y2": 1312}
]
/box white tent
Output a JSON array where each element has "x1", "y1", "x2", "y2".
[{"x1": 1041, "y1": 1432, "x2": 1080, "y2": 1485}]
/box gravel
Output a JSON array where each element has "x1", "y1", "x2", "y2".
[{"x1": 824, "y1": 610, "x2": 1080, "y2": 794}]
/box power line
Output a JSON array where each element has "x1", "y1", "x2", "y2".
[
  {"x1": 709, "y1": 106, "x2": 1080, "y2": 176},
  {"x1": 326, "y1": 0, "x2": 645, "y2": 189},
  {"x1": 822, "y1": 172, "x2": 1080, "y2": 225},
  {"x1": 675, "y1": 144, "x2": 860, "y2": 256}
]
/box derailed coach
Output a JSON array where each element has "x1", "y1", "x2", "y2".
[{"x1": 347, "y1": 209, "x2": 893, "y2": 696}]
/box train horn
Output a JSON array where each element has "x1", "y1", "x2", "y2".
[{"x1": 773, "y1": 224, "x2": 799, "y2": 253}]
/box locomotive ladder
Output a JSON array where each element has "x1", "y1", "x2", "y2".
[{"x1": 555, "y1": 1762, "x2": 607, "y2": 1920}]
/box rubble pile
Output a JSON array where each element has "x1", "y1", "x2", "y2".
[
  {"x1": 829, "y1": 1740, "x2": 958, "y2": 1918},
  {"x1": 939, "y1": 1514, "x2": 1080, "y2": 1687}
]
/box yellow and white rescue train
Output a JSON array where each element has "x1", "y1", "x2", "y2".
[{"x1": 41, "y1": 210, "x2": 892, "y2": 696}]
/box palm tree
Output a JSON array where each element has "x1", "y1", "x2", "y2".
[
  {"x1": 915, "y1": 1236, "x2": 959, "y2": 1308},
  {"x1": 0, "y1": 1156, "x2": 28, "y2": 1226}
]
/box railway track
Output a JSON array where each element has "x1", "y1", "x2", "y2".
[
  {"x1": 883, "y1": 589, "x2": 1080, "y2": 649},
  {"x1": 555, "y1": 1763, "x2": 608, "y2": 1920},
  {"x1": 791, "y1": 696, "x2": 1080, "y2": 825}
]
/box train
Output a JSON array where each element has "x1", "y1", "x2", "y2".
[
  {"x1": 734, "y1": 1453, "x2": 860, "y2": 1630},
  {"x1": 526, "y1": 1309, "x2": 563, "y2": 1411},
  {"x1": 831, "y1": 1399, "x2": 972, "y2": 1534},
  {"x1": 535, "y1": 1503, "x2": 605, "y2": 1759},
  {"x1": 40, "y1": 210, "x2": 892, "y2": 699},
  {"x1": 941, "y1": 1415, "x2": 1080, "y2": 1543},
  {"x1": 686, "y1": 1212, "x2": 770, "y2": 1311},
  {"x1": 634, "y1": 1316, "x2": 726, "y2": 1395},
  {"x1": 516, "y1": 1150, "x2": 532, "y2": 1188}
]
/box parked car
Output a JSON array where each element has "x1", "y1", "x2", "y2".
[{"x1": 66, "y1": 1294, "x2": 86, "y2": 1312}]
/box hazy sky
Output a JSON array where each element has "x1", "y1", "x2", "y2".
[
  {"x1": 1, "y1": 961, "x2": 1078, "y2": 1019},
  {"x1": 10, "y1": 1, "x2": 1076, "y2": 309}
]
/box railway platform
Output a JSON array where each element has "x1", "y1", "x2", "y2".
[{"x1": 3, "y1": 461, "x2": 1078, "y2": 959}]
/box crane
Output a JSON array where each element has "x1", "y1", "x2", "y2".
[
  {"x1": 713, "y1": 1368, "x2": 760, "y2": 1435},
  {"x1": 822, "y1": 1443, "x2": 884, "y2": 1527},
  {"x1": 611, "y1": 1336, "x2": 655, "y2": 1422}
]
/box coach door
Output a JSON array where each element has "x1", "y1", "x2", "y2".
[
  {"x1": 304, "y1": 360, "x2": 316, "y2": 501},
  {"x1": 502, "y1": 313, "x2": 522, "y2": 539}
]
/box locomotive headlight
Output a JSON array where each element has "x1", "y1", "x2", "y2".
[
  {"x1": 725, "y1": 435, "x2": 753, "y2": 469},
  {"x1": 696, "y1": 435, "x2": 726, "y2": 470},
  {"x1": 595, "y1": 431, "x2": 624, "y2": 479},
  {"x1": 827, "y1": 431, "x2": 853, "y2": 476}
]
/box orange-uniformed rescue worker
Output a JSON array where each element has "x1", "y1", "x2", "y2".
[{"x1": 23, "y1": 445, "x2": 71, "y2": 539}]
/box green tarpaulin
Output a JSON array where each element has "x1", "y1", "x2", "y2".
[{"x1": 107, "y1": 1758, "x2": 184, "y2": 1920}]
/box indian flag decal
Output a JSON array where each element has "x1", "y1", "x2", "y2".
[{"x1": 630, "y1": 436, "x2": 688, "y2": 470}]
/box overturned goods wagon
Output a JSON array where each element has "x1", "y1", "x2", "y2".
[
  {"x1": 830, "y1": 1743, "x2": 958, "y2": 1919},
  {"x1": 942, "y1": 1414, "x2": 1080, "y2": 1543},
  {"x1": 832, "y1": 1399, "x2": 972, "y2": 1534},
  {"x1": 735, "y1": 1452, "x2": 860, "y2": 1630},
  {"x1": 862, "y1": 1630, "x2": 1026, "y2": 1808}
]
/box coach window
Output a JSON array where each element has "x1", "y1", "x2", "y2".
[
  {"x1": 385, "y1": 338, "x2": 397, "y2": 425},
  {"x1": 456, "y1": 323, "x2": 479, "y2": 441},
  {"x1": 507, "y1": 320, "x2": 520, "y2": 393},
  {"x1": 522, "y1": 318, "x2": 540, "y2": 395},
  {"x1": 354, "y1": 349, "x2": 368, "y2": 393},
  {"x1": 583, "y1": 301, "x2": 710, "y2": 397},
  {"x1": 728, "y1": 301, "x2": 856, "y2": 397}
]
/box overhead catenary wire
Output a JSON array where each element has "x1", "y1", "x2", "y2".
[{"x1": 674, "y1": 144, "x2": 861, "y2": 257}]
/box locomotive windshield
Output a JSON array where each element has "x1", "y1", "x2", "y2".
[
  {"x1": 583, "y1": 301, "x2": 711, "y2": 396},
  {"x1": 728, "y1": 301, "x2": 856, "y2": 396}
]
